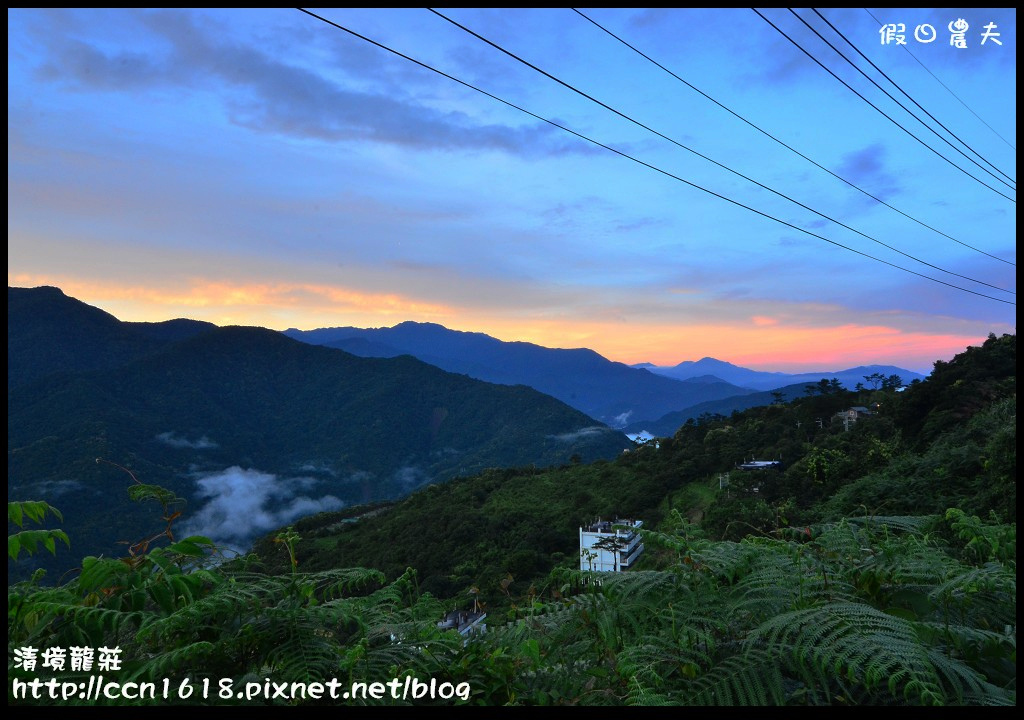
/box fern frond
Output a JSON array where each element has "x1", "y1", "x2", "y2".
[
  {"x1": 811, "y1": 519, "x2": 865, "y2": 559},
  {"x1": 625, "y1": 673, "x2": 675, "y2": 706},
  {"x1": 617, "y1": 631, "x2": 714, "y2": 690},
  {"x1": 929, "y1": 563, "x2": 1016, "y2": 627},
  {"x1": 862, "y1": 539, "x2": 963, "y2": 589},
  {"x1": 749, "y1": 602, "x2": 949, "y2": 704},
  {"x1": 689, "y1": 540, "x2": 761, "y2": 584},
  {"x1": 263, "y1": 627, "x2": 341, "y2": 683},
  {"x1": 846, "y1": 515, "x2": 942, "y2": 536},
  {"x1": 961, "y1": 687, "x2": 1017, "y2": 706},
  {"x1": 730, "y1": 545, "x2": 857, "y2": 620},
  {"x1": 682, "y1": 647, "x2": 786, "y2": 706},
  {"x1": 28, "y1": 601, "x2": 147, "y2": 638},
  {"x1": 307, "y1": 567, "x2": 388, "y2": 600}
]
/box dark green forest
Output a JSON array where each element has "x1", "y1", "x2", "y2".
[{"x1": 9, "y1": 333, "x2": 1015, "y2": 705}]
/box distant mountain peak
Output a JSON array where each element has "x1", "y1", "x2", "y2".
[
  {"x1": 392, "y1": 320, "x2": 438, "y2": 329},
  {"x1": 643, "y1": 356, "x2": 925, "y2": 392},
  {"x1": 679, "y1": 357, "x2": 755, "y2": 371}
]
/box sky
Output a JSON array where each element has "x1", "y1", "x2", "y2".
[{"x1": 7, "y1": 8, "x2": 1016, "y2": 374}]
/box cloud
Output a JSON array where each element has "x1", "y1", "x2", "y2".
[
  {"x1": 156, "y1": 431, "x2": 218, "y2": 449},
  {"x1": 297, "y1": 461, "x2": 338, "y2": 477},
  {"x1": 31, "y1": 9, "x2": 581, "y2": 157},
  {"x1": 549, "y1": 426, "x2": 613, "y2": 442},
  {"x1": 836, "y1": 143, "x2": 901, "y2": 201},
  {"x1": 612, "y1": 412, "x2": 633, "y2": 427},
  {"x1": 37, "y1": 38, "x2": 165, "y2": 90},
  {"x1": 393, "y1": 465, "x2": 428, "y2": 492},
  {"x1": 179, "y1": 466, "x2": 343, "y2": 551}
]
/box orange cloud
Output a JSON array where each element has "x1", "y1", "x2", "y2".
[
  {"x1": 7, "y1": 274, "x2": 452, "y2": 327},
  {"x1": 8, "y1": 272, "x2": 991, "y2": 372}
]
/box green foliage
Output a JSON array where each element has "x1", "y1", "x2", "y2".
[
  {"x1": 267, "y1": 461, "x2": 675, "y2": 608},
  {"x1": 7, "y1": 332, "x2": 1016, "y2": 705},
  {"x1": 441, "y1": 513, "x2": 1014, "y2": 705},
  {"x1": 9, "y1": 484, "x2": 463, "y2": 706},
  {"x1": 893, "y1": 333, "x2": 1015, "y2": 449},
  {"x1": 8, "y1": 501, "x2": 69, "y2": 561},
  {"x1": 944, "y1": 508, "x2": 1015, "y2": 564},
  {"x1": 820, "y1": 394, "x2": 1016, "y2": 522},
  {"x1": 8, "y1": 484, "x2": 1017, "y2": 707}
]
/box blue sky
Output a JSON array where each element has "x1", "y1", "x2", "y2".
[{"x1": 7, "y1": 8, "x2": 1016, "y2": 373}]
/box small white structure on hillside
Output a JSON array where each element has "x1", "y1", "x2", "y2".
[
  {"x1": 836, "y1": 406, "x2": 874, "y2": 430},
  {"x1": 737, "y1": 459, "x2": 782, "y2": 471},
  {"x1": 437, "y1": 609, "x2": 487, "y2": 638},
  {"x1": 579, "y1": 518, "x2": 644, "y2": 572}
]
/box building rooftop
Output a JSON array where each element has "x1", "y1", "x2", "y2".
[
  {"x1": 583, "y1": 518, "x2": 642, "y2": 534},
  {"x1": 737, "y1": 459, "x2": 782, "y2": 471}
]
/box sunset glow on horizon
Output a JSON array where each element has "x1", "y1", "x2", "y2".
[
  {"x1": 8, "y1": 272, "x2": 997, "y2": 374},
  {"x1": 8, "y1": 8, "x2": 1015, "y2": 376}
]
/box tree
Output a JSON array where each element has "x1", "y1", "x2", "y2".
[
  {"x1": 864, "y1": 372, "x2": 885, "y2": 390},
  {"x1": 881, "y1": 374, "x2": 903, "y2": 391}
]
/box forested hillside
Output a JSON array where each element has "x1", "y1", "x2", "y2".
[
  {"x1": 9, "y1": 334, "x2": 1015, "y2": 705},
  {"x1": 8, "y1": 287, "x2": 631, "y2": 581},
  {"x1": 245, "y1": 335, "x2": 1014, "y2": 597}
]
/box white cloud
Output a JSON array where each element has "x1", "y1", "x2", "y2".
[
  {"x1": 179, "y1": 466, "x2": 343, "y2": 551},
  {"x1": 549, "y1": 426, "x2": 611, "y2": 442},
  {"x1": 156, "y1": 431, "x2": 218, "y2": 449}
]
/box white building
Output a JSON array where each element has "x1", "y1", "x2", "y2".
[{"x1": 579, "y1": 518, "x2": 644, "y2": 572}]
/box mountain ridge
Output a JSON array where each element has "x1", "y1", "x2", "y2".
[
  {"x1": 8, "y1": 286, "x2": 631, "y2": 579},
  {"x1": 635, "y1": 355, "x2": 925, "y2": 391},
  {"x1": 284, "y1": 321, "x2": 926, "y2": 426},
  {"x1": 283, "y1": 323, "x2": 758, "y2": 427}
]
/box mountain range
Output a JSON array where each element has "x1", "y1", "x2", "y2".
[
  {"x1": 7, "y1": 286, "x2": 630, "y2": 576},
  {"x1": 284, "y1": 323, "x2": 926, "y2": 427},
  {"x1": 8, "y1": 285, "x2": 928, "y2": 578},
  {"x1": 634, "y1": 356, "x2": 924, "y2": 392}
]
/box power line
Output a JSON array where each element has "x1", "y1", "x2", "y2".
[
  {"x1": 812, "y1": 8, "x2": 1014, "y2": 185},
  {"x1": 427, "y1": 7, "x2": 1013, "y2": 295},
  {"x1": 753, "y1": 8, "x2": 1016, "y2": 204},
  {"x1": 572, "y1": 7, "x2": 1015, "y2": 268},
  {"x1": 295, "y1": 8, "x2": 1013, "y2": 306},
  {"x1": 862, "y1": 8, "x2": 1016, "y2": 152},
  {"x1": 789, "y1": 8, "x2": 1015, "y2": 190}
]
